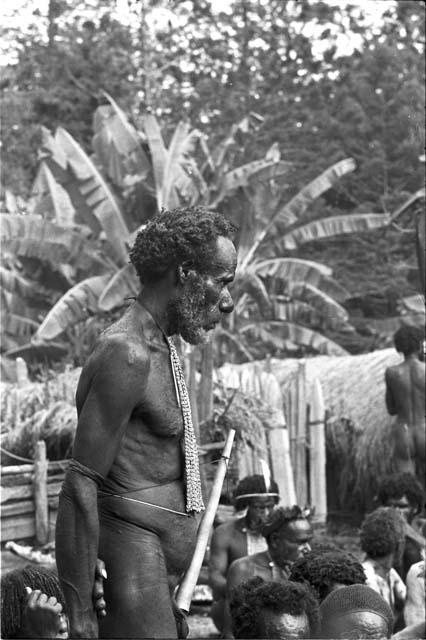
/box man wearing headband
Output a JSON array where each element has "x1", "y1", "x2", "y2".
[
  {"x1": 320, "y1": 584, "x2": 394, "y2": 639},
  {"x1": 209, "y1": 474, "x2": 280, "y2": 634},
  {"x1": 221, "y1": 506, "x2": 312, "y2": 637}
]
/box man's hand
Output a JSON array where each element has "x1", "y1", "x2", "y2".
[
  {"x1": 93, "y1": 558, "x2": 107, "y2": 618},
  {"x1": 21, "y1": 587, "x2": 69, "y2": 639},
  {"x1": 171, "y1": 598, "x2": 189, "y2": 639}
]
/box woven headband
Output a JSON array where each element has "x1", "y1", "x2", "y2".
[{"x1": 235, "y1": 492, "x2": 280, "y2": 500}]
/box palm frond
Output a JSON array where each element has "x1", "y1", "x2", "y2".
[{"x1": 35, "y1": 274, "x2": 112, "y2": 340}]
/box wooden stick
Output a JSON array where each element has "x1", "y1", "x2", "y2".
[
  {"x1": 175, "y1": 428, "x2": 236, "y2": 614},
  {"x1": 33, "y1": 441, "x2": 48, "y2": 545}
]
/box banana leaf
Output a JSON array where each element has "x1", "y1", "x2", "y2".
[
  {"x1": 0, "y1": 214, "x2": 91, "y2": 268},
  {"x1": 161, "y1": 122, "x2": 203, "y2": 209},
  {"x1": 3, "y1": 313, "x2": 39, "y2": 337},
  {"x1": 55, "y1": 127, "x2": 130, "y2": 265},
  {"x1": 210, "y1": 158, "x2": 280, "y2": 207},
  {"x1": 98, "y1": 263, "x2": 139, "y2": 311},
  {"x1": 0, "y1": 266, "x2": 33, "y2": 297},
  {"x1": 93, "y1": 94, "x2": 152, "y2": 188},
  {"x1": 240, "y1": 158, "x2": 357, "y2": 268},
  {"x1": 287, "y1": 282, "x2": 349, "y2": 324},
  {"x1": 142, "y1": 114, "x2": 167, "y2": 208},
  {"x1": 278, "y1": 213, "x2": 390, "y2": 251},
  {"x1": 35, "y1": 274, "x2": 112, "y2": 341},
  {"x1": 240, "y1": 320, "x2": 348, "y2": 356},
  {"x1": 31, "y1": 162, "x2": 76, "y2": 225}
]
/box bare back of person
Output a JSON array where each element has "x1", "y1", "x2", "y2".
[{"x1": 386, "y1": 358, "x2": 425, "y2": 468}]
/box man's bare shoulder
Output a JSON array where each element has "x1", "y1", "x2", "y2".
[
  {"x1": 213, "y1": 517, "x2": 243, "y2": 539},
  {"x1": 228, "y1": 554, "x2": 253, "y2": 575},
  {"x1": 81, "y1": 321, "x2": 151, "y2": 386}
]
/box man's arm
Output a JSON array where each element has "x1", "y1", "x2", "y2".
[
  {"x1": 209, "y1": 525, "x2": 230, "y2": 600},
  {"x1": 222, "y1": 559, "x2": 252, "y2": 639},
  {"x1": 55, "y1": 338, "x2": 149, "y2": 638},
  {"x1": 385, "y1": 369, "x2": 398, "y2": 415}
]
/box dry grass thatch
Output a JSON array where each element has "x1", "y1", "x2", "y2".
[{"x1": 218, "y1": 349, "x2": 402, "y2": 513}]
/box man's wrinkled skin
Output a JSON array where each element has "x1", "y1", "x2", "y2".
[
  {"x1": 385, "y1": 350, "x2": 425, "y2": 491},
  {"x1": 323, "y1": 611, "x2": 391, "y2": 639},
  {"x1": 209, "y1": 496, "x2": 276, "y2": 632},
  {"x1": 55, "y1": 236, "x2": 237, "y2": 639},
  {"x1": 259, "y1": 611, "x2": 310, "y2": 640}
]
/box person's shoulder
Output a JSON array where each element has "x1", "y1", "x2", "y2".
[
  {"x1": 406, "y1": 560, "x2": 425, "y2": 581},
  {"x1": 89, "y1": 327, "x2": 151, "y2": 376},
  {"x1": 212, "y1": 517, "x2": 241, "y2": 542},
  {"x1": 228, "y1": 554, "x2": 252, "y2": 573}
]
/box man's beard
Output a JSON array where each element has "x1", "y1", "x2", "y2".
[{"x1": 168, "y1": 273, "x2": 217, "y2": 345}]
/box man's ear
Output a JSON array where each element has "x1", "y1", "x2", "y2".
[{"x1": 177, "y1": 261, "x2": 196, "y2": 285}]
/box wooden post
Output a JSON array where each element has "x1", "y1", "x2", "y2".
[
  {"x1": 259, "y1": 371, "x2": 296, "y2": 506},
  {"x1": 294, "y1": 361, "x2": 307, "y2": 506},
  {"x1": 33, "y1": 441, "x2": 48, "y2": 545},
  {"x1": 309, "y1": 378, "x2": 327, "y2": 523}
]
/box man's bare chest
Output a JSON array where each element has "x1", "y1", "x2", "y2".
[{"x1": 131, "y1": 346, "x2": 185, "y2": 439}]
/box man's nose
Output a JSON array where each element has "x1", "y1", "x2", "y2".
[
  {"x1": 301, "y1": 542, "x2": 311, "y2": 554},
  {"x1": 219, "y1": 290, "x2": 234, "y2": 314}
]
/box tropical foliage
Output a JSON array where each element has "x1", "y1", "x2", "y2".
[{"x1": 3, "y1": 92, "x2": 415, "y2": 367}]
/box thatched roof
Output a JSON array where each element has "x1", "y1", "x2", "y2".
[{"x1": 218, "y1": 349, "x2": 402, "y2": 513}]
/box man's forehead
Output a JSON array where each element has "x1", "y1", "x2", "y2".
[
  {"x1": 209, "y1": 236, "x2": 237, "y2": 273},
  {"x1": 281, "y1": 519, "x2": 313, "y2": 539}
]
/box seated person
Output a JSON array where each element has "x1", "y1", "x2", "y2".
[
  {"x1": 1, "y1": 563, "x2": 106, "y2": 639},
  {"x1": 229, "y1": 577, "x2": 319, "y2": 640},
  {"x1": 223, "y1": 506, "x2": 313, "y2": 637},
  {"x1": 320, "y1": 584, "x2": 394, "y2": 639},
  {"x1": 289, "y1": 550, "x2": 366, "y2": 602},
  {"x1": 376, "y1": 472, "x2": 426, "y2": 581},
  {"x1": 1, "y1": 566, "x2": 67, "y2": 639},
  {"x1": 209, "y1": 474, "x2": 279, "y2": 632},
  {"x1": 361, "y1": 507, "x2": 407, "y2": 617}
]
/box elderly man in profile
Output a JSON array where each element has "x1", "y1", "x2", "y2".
[{"x1": 55, "y1": 206, "x2": 237, "y2": 639}]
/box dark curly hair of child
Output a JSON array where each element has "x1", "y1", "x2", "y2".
[
  {"x1": 393, "y1": 326, "x2": 424, "y2": 357},
  {"x1": 289, "y1": 550, "x2": 366, "y2": 602},
  {"x1": 360, "y1": 507, "x2": 406, "y2": 559},
  {"x1": 129, "y1": 206, "x2": 235, "y2": 284},
  {"x1": 229, "y1": 577, "x2": 319, "y2": 639},
  {"x1": 233, "y1": 474, "x2": 280, "y2": 510},
  {"x1": 377, "y1": 472, "x2": 424, "y2": 514},
  {"x1": 1, "y1": 565, "x2": 65, "y2": 639}
]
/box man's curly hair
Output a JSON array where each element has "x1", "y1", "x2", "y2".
[
  {"x1": 230, "y1": 577, "x2": 319, "y2": 639},
  {"x1": 360, "y1": 507, "x2": 406, "y2": 559},
  {"x1": 260, "y1": 506, "x2": 308, "y2": 541},
  {"x1": 234, "y1": 474, "x2": 280, "y2": 510},
  {"x1": 393, "y1": 325, "x2": 424, "y2": 356},
  {"x1": 289, "y1": 550, "x2": 366, "y2": 602},
  {"x1": 377, "y1": 472, "x2": 424, "y2": 513},
  {"x1": 129, "y1": 206, "x2": 235, "y2": 284}
]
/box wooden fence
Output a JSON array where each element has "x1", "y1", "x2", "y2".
[{"x1": 1, "y1": 441, "x2": 68, "y2": 544}]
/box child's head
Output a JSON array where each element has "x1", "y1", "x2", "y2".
[
  {"x1": 1, "y1": 565, "x2": 65, "y2": 638},
  {"x1": 360, "y1": 507, "x2": 406, "y2": 560}
]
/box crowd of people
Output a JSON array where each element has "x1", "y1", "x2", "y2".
[
  {"x1": 206, "y1": 471, "x2": 425, "y2": 639},
  {"x1": 1, "y1": 471, "x2": 424, "y2": 639}
]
